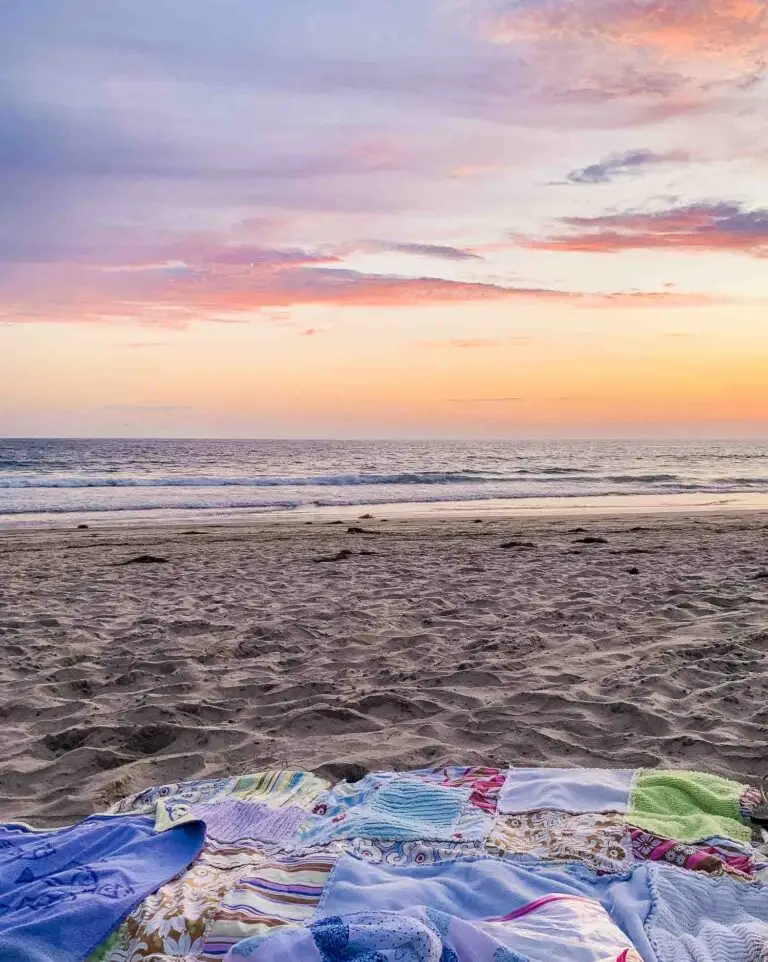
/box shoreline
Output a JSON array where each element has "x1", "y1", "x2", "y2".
[{"x1": 4, "y1": 489, "x2": 768, "y2": 531}]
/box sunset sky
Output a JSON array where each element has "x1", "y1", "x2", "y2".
[{"x1": 2, "y1": 0, "x2": 767, "y2": 438}]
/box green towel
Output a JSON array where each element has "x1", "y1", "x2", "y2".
[{"x1": 628, "y1": 769, "x2": 750, "y2": 844}]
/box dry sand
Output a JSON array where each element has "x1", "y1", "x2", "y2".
[{"x1": 1, "y1": 511, "x2": 767, "y2": 825}]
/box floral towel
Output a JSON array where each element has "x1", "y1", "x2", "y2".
[
  {"x1": 630, "y1": 828, "x2": 756, "y2": 881},
  {"x1": 87, "y1": 835, "x2": 269, "y2": 962},
  {"x1": 489, "y1": 810, "x2": 634, "y2": 875},
  {"x1": 347, "y1": 838, "x2": 485, "y2": 867}
]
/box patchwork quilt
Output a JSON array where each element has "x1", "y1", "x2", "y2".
[{"x1": 2, "y1": 766, "x2": 766, "y2": 962}]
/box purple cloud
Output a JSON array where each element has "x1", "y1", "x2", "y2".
[
  {"x1": 381, "y1": 242, "x2": 482, "y2": 261},
  {"x1": 565, "y1": 149, "x2": 687, "y2": 184},
  {"x1": 519, "y1": 201, "x2": 768, "y2": 255}
]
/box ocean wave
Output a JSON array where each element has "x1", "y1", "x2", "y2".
[
  {"x1": 2, "y1": 471, "x2": 505, "y2": 489},
  {"x1": 525, "y1": 466, "x2": 589, "y2": 475},
  {"x1": 0, "y1": 482, "x2": 763, "y2": 516},
  {"x1": 0, "y1": 469, "x2": 600, "y2": 489},
  {"x1": 2, "y1": 469, "x2": 767, "y2": 493},
  {"x1": 604, "y1": 474, "x2": 679, "y2": 483}
]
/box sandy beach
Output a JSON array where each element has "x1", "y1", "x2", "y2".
[{"x1": 1, "y1": 510, "x2": 767, "y2": 825}]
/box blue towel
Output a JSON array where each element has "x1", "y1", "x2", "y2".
[
  {"x1": 317, "y1": 853, "x2": 658, "y2": 961},
  {"x1": 226, "y1": 902, "x2": 643, "y2": 961},
  {"x1": 0, "y1": 814, "x2": 204, "y2": 962}
]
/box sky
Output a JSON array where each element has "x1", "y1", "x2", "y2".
[{"x1": 1, "y1": 0, "x2": 767, "y2": 439}]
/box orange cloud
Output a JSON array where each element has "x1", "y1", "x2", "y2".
[
  {"x1": 485, "y1": 0, "x2": 768, "y2": 59},
  {"x1": 517, "y1": 202, "x2": 768, "y2": 256}
]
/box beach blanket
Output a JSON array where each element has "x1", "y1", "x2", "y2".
[
  {"x1": 499, "y1": 768, "x2": 635, "y2": 815},
  {"x1": 315, "y1": 852, "x2": 659, "y2": 961},
  {"x1": 156, "y1": 799, "x2": 307, "y2": 845},
  {"x1": 30, "y1": 764, "x2": 766, "y2": 962},
  {"x1": 108, "y1": 770, "x2": 329, "y2": 819},
  {"x1": 627, "y1": 770, "x2": 750, "y2": 845},
  {"x1": 224, "y1": 900, "x2": 644, "y2": 961},
  {"x1": 200, "y1": 850, "x2": 339, "y2": 960},
  {"x1": 629, "y1": 828, "x2": 755, "y2": 881},
  {"x1": 87, "y1": 833, "x2": 272, "y2": 962},
  {"x1": 647, "y1": 860, "x2": 768, "y2": 962},
  {"x1": 0, "y1": 814, "x2": 204, "y2": 962},
  {"x1": 489, "y1": 810, "x2": 634, "y2": 874}
]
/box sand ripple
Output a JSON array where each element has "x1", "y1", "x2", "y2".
[{"x1": 1, "y1": 513, "x2": 766, "y2": 823}]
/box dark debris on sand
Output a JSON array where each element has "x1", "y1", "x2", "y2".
[
  {"x1": 314, "y1": 549, "x2": 355, "y2": 563},
  {"x1": 314, "y1": 548, "x2": 378, "y2": 563},
  {"x1": 116, "y1": 555, "x2": 170, "y2": 565}
]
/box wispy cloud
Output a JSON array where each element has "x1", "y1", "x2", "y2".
[
  {"x1": 421, "y1": 337, "x2": 533, "y2": 348},
  {"x1": 517, "y1": 201, "x2": 768, "y2": 256},
  {"x1": 101, "y1": 404, "x2": 193, "y2": 412},
  {"x1": 483, "y1": 0, "x2": 768, "y2": 60},
  {"x1": 563, "y1": 149, "x2": 687, "y2": 184},
  {"x1": 0, "y1": 232, "x2": 728, "y2": 327},
  {"x1": 445, "y1": 396, "x2": 523, "y2": 403},
  {"x1": 379, "y1": 242, "x2": 482, "y2": 261}
]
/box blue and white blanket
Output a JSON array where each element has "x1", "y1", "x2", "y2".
[{"x1": 2, "y1": 766, "x2": 766, "y2": 962}]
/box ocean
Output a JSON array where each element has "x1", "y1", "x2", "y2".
[{"x1": 1, "y1": 438, "x2": 768, "y2": 527}]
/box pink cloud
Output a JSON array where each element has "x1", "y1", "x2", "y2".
[
  {"x1": 474, "y1": 0, "x2": 767, "y2": 130},
  {"x1": 484, "y1": 0, "x2": 768, "y2": 60},
  {"x1": 517, "y1": 202, "x2": 768, "y2": 256},
  {"x1": 0, "y1": 234, "x2": 734, "y2": 328}
]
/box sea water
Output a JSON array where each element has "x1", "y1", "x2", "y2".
[{"x1": 1, "y1": 438, "x2": 767, "y2": 527}]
